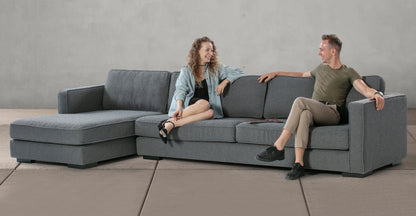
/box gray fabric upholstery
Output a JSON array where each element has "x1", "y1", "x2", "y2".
[
  {"x1": 346, "y1": 75, "x2": 386, "y2": 104},
  {"x1": 236, "y1": 122, "x2": 349, "y2": 150},
  {"x1": 10, "y1": 70, "x2": 407, "y2": 175},
  {"x1": 11, "y1": 137, "x2": 136, "y2": 166},
  {"x1": 103, "y1": 70, "x2": 171, "y2": 112},
  {"x1": 134, "y1": 114, "x2": 168, "y2": 136},
  {"x1": 167, "y1": 71, "x2": 180, "y2": 112},
  {"x1": 308, "y1": 125, "x2": 349, "y2": 150},
  {"x1": 221, "y1": 76, "x2": 267, "y2": 118},
  {"x1": 10, "y1": 110, "x2": 161, "y2": 145},
  {"x1": 348, "y1": 93, "x2": 407, "y2": 174},
  {"x1": 135, "y1": 115, "x2": 255, "y2": 142},
  {"x1": 263, "y1": 76, "x2": 314, "y2": 118},
  {"x1": 236, "y1": 122, "x2": 287, "y2": 146},
  {"x1": 137, "y1": 137, "x2": 350, "y2": 172},
  {"x1": 58, "y1": 85, "x2": 104, "y2": 114},
  {"x1": 170, "y1": 117, "x2": 255, "y2": 142},
  {"x1": 136, "y1": 137, "x2": 297, "y2": 168},
  {"x1": 263, "y1": 75, "x2": 385, "y2": 119}
]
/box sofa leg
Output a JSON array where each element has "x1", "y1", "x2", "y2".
[
  {"x1": 391, "y1": 160, "x2": 402, "y2": 166},
  {"x1": 68, "y1": 163, "x2": 98, "y2": 169},
  {"x1": 342, "y1": 171, "x2": 373, "y2": 178},
  {"x1": 143, "y1": 155, "x2": 164, "y2": 160},
  {"x1": 17, "y1": 159, "x2": 34, "y2": 163}
]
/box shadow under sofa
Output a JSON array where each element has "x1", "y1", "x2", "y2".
[{"x1": 10, "y1": 69, "x2": 407, "y2": 177}]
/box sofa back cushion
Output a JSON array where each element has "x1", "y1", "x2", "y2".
[
  {"x1": 263, "y1": 76, "x2": 315, "y2": 119},
  {"x1": 263, "y1": 75, "x2": 385, "y2": 119},
  {"x1": 168, "y1": 71, "x2": 180, "y2": 110},
  {"x1": 103, "y1": 70, "x2": 171, "y2": 112},
  {"x1": 167, "y1": 73, "x2": 385, "y2": 119},
  {"x1": 221, "y1": 76, "x2": 267, "y2": 118},
  {"x1": 346, "y1": 75, "x2": 385, "y2": 104}
]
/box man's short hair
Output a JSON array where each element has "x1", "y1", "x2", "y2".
[{"x1": 322, "y1": 34, "x2": 342, "y2": 54}]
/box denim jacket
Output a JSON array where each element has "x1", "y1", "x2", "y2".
[{"x1": 168, "y1": 64, "x2": 243, "y2": 118}]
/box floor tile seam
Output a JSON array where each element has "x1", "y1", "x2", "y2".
[
  {"x1": 138, "y1": 160, "x2": 159, "y2": 216},
  {"x1": 92, "y1": 169, "x2": 157, "y2": 171},
  {"x1": 385, "y1": 168, "x2": 416, "y2": 171},
  {"x1": 0, "y1": 162, "x2": 20, "y2": 186},
  {"x1": 14, "y1": 168, "x2": 157, "y2": 171},
  {"x1": 408, "y1": 130, "x2": 416, "y2": 142},
  {"x1": 154, "y1": 168, "x2": 266, "y2": 171},
  {"x1": 299, "y1": 178, "x2": 311, "y2": 216},
  {"x1": 388, "y1": 168, "x2": 416, "y2": 171}
]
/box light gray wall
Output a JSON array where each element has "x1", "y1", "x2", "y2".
[{"x1": 1, "y1": 0, "x2": 415, "y2": 108}]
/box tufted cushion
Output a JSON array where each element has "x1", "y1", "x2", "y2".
[{"x1": 103, "y1": 70, "x2": 171, "y2": 112}]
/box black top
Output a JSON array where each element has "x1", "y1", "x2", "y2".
[
  {"x1": 189, "y1": 79, "x2": 209, "y2": 106},
  {"x1": 194, "y1": 79, "x2": 209, "y2": 101}
]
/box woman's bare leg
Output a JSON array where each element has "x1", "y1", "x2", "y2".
[
  {"x1": 177, "y1": 99, "x2": 211, "y2": 119},
  {"x1": 163, "y1": 99, "x2": 214, "y2": 133}
]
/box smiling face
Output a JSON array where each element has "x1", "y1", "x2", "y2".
[
  {"x1": 198, "y1": 42, "x2": 214, "y2": 64},
  {"x1": 318, "y1": 40, "x2": 333, "y2": 63}
]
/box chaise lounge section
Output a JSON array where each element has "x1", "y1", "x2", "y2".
[{"x1": 10, "y1": 70, "x2": 171, "y2": 168}]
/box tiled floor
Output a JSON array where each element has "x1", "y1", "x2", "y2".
[{"x1": 1, "y1": 109, "x2": 415, "y2": 216}]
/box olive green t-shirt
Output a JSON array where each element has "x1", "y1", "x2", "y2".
[{"x1": 310, "y1": 63, "x2": 361, "y2": 106}]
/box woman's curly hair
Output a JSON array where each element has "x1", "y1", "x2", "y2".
[{"x1": 188, "y1": 36, "x2": 219, "y2": 79}]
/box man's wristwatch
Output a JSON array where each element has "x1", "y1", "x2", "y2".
[{"x1": 374, "y1": 91, "x2": 384, "y2": 97}]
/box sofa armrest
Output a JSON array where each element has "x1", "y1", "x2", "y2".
[
  {"x1": 348, "y1": 93, "x2": 407, "y2": 175},
  {"x1": 58, "y1": 85, "x2": 104, "y2": 114}
]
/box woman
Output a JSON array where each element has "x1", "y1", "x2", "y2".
[{"x1": 158, "y1": 36, "x2": 243, "y2": 143}]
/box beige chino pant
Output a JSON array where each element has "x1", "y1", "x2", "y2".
[{"x1": 284, "y1": 97, "x2": 340, "y2": 148}]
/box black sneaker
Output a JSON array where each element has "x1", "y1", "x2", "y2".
[
  {"x1": 256, "y1": 146, "x2": 285, "y2": 162},
  {"x1": 286, "y1": 163, "x2": 305, "y2": 180}
]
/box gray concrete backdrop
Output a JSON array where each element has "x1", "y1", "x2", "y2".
[{"x1": 1, "y1": 0, "x2": 415, "y2": 108}]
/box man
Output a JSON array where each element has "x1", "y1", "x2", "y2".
[{"x1": 256, "y1": 34, "x2": 385, "y2": 180}]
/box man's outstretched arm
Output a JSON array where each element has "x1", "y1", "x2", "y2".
[
  {"x1": 352, "y1": 79, "x2": 385, "y2": 111},
  {"x1": 258, "y1": 71, "x2": 311, "y2": 83}
]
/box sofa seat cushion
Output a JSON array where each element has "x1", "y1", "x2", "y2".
[
  {"x1": 10, "y1": 110, "x2": 162, "y2": 145},
  {"x1": 236, "y1": 122, "x2": 349, "y2": 150},
  {"x1": 136, "y1": 115, "x2": 256, "y2": 142}
]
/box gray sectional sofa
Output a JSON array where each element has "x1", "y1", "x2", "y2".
[{"x1": 10, "y1": 69, "x2": 407, "y2": 176}]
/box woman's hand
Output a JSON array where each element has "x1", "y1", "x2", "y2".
[
  {"x1": 173, "y1": 100, "x2": 184, "y2": 120},
  {"x1": 215, "y1": 80, "x2": 230, "y2": 95},
  {"x1": 173, "y1": 108, "x2": 183, "y2": 120}
]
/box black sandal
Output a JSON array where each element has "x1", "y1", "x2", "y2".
[
  {"x1": 158, "y1": 120, "x2": 175, "y2": 144},
  {"x1": 158, "y1": 119, "x2": 167, "y2": 131}
]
